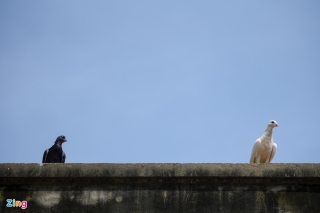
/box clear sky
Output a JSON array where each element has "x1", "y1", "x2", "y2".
[{"x1": 0, "y1": 1, "x2": 319, "y2": 164}]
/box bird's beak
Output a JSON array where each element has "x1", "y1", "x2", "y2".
[
  {"x1": 276, "y1": 124, "x2": 279, "y2": 127},
  {"x1": 65, "y1": 139, "x2": 67, "y2": 142}
]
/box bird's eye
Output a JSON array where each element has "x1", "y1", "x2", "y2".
[{"x1": 271, "y1": 121, "x2": 274, "y2": 123}]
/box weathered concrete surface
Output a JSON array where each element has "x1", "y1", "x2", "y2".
[{"x1": 1, "y1": 163, "x2": 320, "y2": 213}]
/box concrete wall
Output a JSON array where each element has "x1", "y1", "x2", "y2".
[{"x1": 1, "y1": 163, "x2": 320, "y2": 213}]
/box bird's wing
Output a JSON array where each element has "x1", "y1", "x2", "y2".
[
  {"x1": 268, "y1": 143, "x2": 277, "y2": 163},
  {"x1": 42, "y1": 149, "x2": 49, "y2": 163},
  {"x1": 250, "y1": 139, "x2": 261, "y2": 164},
  {"x1": 61, "y1": 152, "x2": 66, "y2": 163}
]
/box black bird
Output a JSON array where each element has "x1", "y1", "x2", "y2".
[{"x1": 42, "y1": 135, "x2": 67, "y2": 163}]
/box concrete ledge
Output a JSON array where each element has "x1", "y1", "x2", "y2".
[
  {"x1": 1, "y1": 164, "x2": 320, "y2": 213},
  {"x1": 1, "y1": 163, "x2": 320, "y2": 177}
]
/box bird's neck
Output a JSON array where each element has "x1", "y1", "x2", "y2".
[
  {"x1": 263, "y1": 127, "x2": 273, "y2": 138},
  {"x1": 55, "y1": 142, "x2": 63, "y2": 147}
]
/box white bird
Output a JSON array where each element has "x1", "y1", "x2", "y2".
[{"x1": 250, "y1": 120, "x2": 279, "y2": 164}]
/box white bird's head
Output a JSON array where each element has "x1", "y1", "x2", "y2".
[{"x1": 268, "y1": 120, "x2": 279, "y2": 128}]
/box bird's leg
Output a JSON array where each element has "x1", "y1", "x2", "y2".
[
  {"x1": 266, "y1": 157, "x2": 271, "y2": 163},
  {"x1": 256, "y1": 156, "x2": 260, "y2": 164}
]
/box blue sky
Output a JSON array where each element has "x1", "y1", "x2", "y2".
[{"x1": 0, "y1": 1, "x2": 319, "y2": 163}]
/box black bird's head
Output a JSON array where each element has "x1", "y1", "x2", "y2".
[{"x1": 55, "y1": 135, "x2": 67, "y2": 144}]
